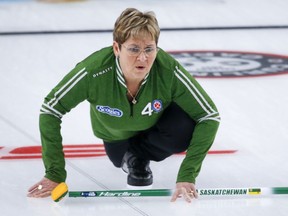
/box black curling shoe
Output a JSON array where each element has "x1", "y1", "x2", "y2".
[{"x1": 121, "y1": 151, "x2": 153, "y2": 186}]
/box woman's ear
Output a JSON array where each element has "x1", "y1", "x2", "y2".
[{"x1": 113, "y1": 41, "x2": 120, "y2": 57}]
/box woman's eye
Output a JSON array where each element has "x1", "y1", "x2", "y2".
[
  {"x1": 129, "y1": 48, "x2": 140, "y2": 53},
  {"x1": 145, "y1": 48, "x2": 154, "y2": 53}
]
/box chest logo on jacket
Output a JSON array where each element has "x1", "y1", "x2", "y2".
[
  {"x1": 96, "y1": 105, "x2": 123, "y2": 117},
  {"x1": 152, "y1": 100, "x2": 162, "y2": 112},
  {"x1": 141, "y1": 100, "x2": 163, "y2": 116},
  {"x1": 93, "y1": 66, "x2": 113, "y2": 78}
]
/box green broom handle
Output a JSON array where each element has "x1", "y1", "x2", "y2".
[
  {"x1": 69, "y1": 189, "x2": 172, "y2": 197},
  {"x1": 69, "y1": 187, "x2": 288, "y2": 198}
]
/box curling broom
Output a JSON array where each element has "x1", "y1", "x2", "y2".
[{"x1": 51, "y1": 182, "x2": 288, "y2": 202}]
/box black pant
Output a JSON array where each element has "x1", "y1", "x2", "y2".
[{"x1": 103, "y1": 103, "x2": 196, "y2": 167}]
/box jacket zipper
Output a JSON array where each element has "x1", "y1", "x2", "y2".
[{"x1": 130, "y1": 102, "x2": 134, "y2": 117}]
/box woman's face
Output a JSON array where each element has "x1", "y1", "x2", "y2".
[{"x1": 113, "y1": 36, "x2": 158, "y2": 81}]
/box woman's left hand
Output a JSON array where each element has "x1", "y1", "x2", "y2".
[{"x1": 170, "y1": 182, "x2": 198, "y2": 203}]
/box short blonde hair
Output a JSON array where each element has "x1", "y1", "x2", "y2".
[{"x1": 113, "y1": 8, "x2": 160, "y2": 45}]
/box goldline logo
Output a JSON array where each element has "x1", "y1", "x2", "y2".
[{"x1": 169, "y1": 51, "x2": 288, "y2": 77}]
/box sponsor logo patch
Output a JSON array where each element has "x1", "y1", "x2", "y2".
[
  {"x1": 169, "y1": 51, "x2": 288, "y2": 77},
  {"x1": 96, "y1": 105, "x2": 123, "y2": 117}
]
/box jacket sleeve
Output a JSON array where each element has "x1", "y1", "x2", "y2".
[
  {"x1": 40, "y1": 64, "x2": 89, "y2": 182},
  {"x1": 172, "y1": 63, "x2": 220, "y2": 184}
]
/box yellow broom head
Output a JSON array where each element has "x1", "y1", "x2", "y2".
[{"x1": 51, "y1": 182, "x2": 68, "y2": 202}]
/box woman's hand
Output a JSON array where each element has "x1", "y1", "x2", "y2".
[
  {"x1": 170, "y1": 182, "x2": 198, "y2": 203},
  {"x1": 27, "y1": 177, "x2": 59, "y2": 198}
]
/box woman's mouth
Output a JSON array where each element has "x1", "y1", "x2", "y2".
[{"x1": 136, "y1": 66, "x2": 145, "y2": 70}]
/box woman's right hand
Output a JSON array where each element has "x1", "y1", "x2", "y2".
[{"x1": 27, "y1": 177, "x2": 59, "y2": 198}]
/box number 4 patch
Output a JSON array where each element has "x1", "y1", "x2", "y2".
[{"x1": 141, "y1": 100, "x2": 162, "y2": 116}]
